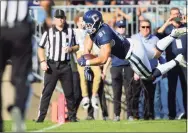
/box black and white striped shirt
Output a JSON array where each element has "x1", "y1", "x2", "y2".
[
  {"x1": 1, "y1": 0, "x2": 29, "y2": 28},
  {"x1": 39, "y1": 26, "x2": 77, "y2": 61}
]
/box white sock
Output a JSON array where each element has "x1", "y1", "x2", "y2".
[
  {"x1": 156, "y1": 35, "x2": 175, "y2": 51},
  {"x1": 156, "y1": 59, "x2": 177, "y2": 75}
]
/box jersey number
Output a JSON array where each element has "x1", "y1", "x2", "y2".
[{"x1": 98, "y1": 30, "x2": 105, "y2": 37}]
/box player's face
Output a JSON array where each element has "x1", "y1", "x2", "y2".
[
  {"x1": 140, "y1": 22, "x2": 151, "y2": 37},
  {"x1": 54, "y1": 17, "x2": 65, "y2": 27},
  {"x1": 83, "y1": 22, "x2": 96, "y2": 35}
]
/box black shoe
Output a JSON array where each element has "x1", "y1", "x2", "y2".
[
  {"x1": 86, "y1": 116, "x2": 94, "y2": 120},
  {"x1": 35, "y1": 117, "x2": 44, "y2": 123},
  {"x1": 69, "y1": 118, "x2": 79, "y2": 122},
  {"x1": 103, "y1": 116, "x2": 109, "y2": 121},
  {"x1": 36, "y1": 120, "x2": 44, "y2": 123}
]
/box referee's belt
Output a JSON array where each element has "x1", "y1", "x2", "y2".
[{"x1": 47, "y1": 59, "x2": 70, "y2": 64}]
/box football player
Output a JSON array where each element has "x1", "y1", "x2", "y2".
[{"x1": 77, "y1": 10, "x2": 187, "y2": 82}]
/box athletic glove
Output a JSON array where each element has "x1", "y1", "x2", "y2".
[
  {"x1": 77, "y1": 55, "x2": 87, "y2": 66},
  {"x1": 84, "y1": 67, "x2": 94, "y2": 81}
]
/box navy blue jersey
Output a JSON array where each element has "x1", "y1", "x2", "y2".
[{"x1": 90, "y1": 23, "x2": 130, "y2": 60}]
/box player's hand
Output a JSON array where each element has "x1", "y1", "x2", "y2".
[
  {"x1": 77, "y1": 56, "x2": 87, "y2": 66},
  {"x1": 84, "y1": 67, "x2": 93, "y2": 81},
  {"x1": 41, "y1": 61, "x2": 49, "y2": 71}
]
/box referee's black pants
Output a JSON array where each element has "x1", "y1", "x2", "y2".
[
  {"x1": 37, "y1": 61, "x2": 76, "y2": 121},
  {"x1": 72, "y1": 72, "x2": 82, "y2": 115},
  {"x1": 0, "y1": 22, "x2": 33, "y2": 131}
]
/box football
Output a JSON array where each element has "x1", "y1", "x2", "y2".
[{"x1": 80, "y1": 54, "x2": 97, "y2": 60}]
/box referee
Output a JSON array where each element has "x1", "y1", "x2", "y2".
[
  {"x1": 37, "y1": 9, "x2": 79, "y2": 122},
  {"x1": 0, "y1": 0, "x2": 52, "y2": 132}
]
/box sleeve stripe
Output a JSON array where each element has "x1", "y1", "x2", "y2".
[{"x1": 39, "y1": 31, "x2": 48, "y2": 48}]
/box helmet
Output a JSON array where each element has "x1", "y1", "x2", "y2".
[{"x1": 83, "y1": 10, "x2": 103, "y2": 34}]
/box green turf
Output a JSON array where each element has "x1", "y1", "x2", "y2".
[{"x1": 4, "y1": 120, "x2": 187, "y2": 132}]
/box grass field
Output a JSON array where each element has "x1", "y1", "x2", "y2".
[{"x1": 3, "y1": 120, "x2": 187, "y2": 132}]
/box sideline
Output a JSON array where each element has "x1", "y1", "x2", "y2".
[
  {"x1": 30, "y1": 120, "x2": 186, "y2": 132},
  {"x1": 31, "y1": 123, "x2": 63, "y2": 132}
]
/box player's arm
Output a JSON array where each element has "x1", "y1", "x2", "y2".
[
  {"x1": 86, "y1": 43, "x2": 111, "y2": 66},
  {"x1": 84, "y1": 35, "x2": 93, "y2": 54},
  {"x1": 101, "y1": 57, "x2": 111, "y2": 80}
]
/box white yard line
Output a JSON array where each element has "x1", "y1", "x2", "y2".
[
  {"x1": 30, "y1": 120, "x2": 185, "y2": 132},
  {"x1": 31, "y1": 123, "x2": 63, "y2": 132}
]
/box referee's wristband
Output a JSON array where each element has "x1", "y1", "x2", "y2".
[{"x1": 40, "y1": 60, "x2": 45, "y2": 63}]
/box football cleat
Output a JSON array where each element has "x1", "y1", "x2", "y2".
[{"x1": 174, "y1": 54, "x2": 187, "y2": 67}]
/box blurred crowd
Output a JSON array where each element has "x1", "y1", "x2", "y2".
[{"x1": 28, "y1": 0, "x2": 187, "y2": 121}]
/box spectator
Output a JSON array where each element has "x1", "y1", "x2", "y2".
[
  {"x1": 114, "y1": 0, "x2": 136, "y2": 36},
  {"x1": 154, "y1": 54, "x2": 169, "y2": 120},
  {"x1": 69, "y1": 43, "x2": 82, "y2": 119},
  {"x1": 28, "y1": 0, "x2": 55, "y2": 25},
  {"x1": 131, "y1": 19, "x2": 159, "y2": 119},
  {"x1": 73, "y1": 12, "x2": 102, "y2": 110},
  {"x1": 137, "y1": 0, "x2": 164, "y2": 32},
  {"x1": 158, "y1": 0, "x2": 170, "y2": 4},
  {"x1": 175, "y1": 77, "x2": 185, "y2": 119},
  {"x1": 86, "y1": 76, "x2": 109, "y2": 120},
  {"x1": 85, "y1": 0, "x2": 115, "y2": 5},
  {"x1": 85, "y1": 0, "x2": 98, "y2": 5},
  {"x1": 156, "y1": 7, "x2": 187, "y2": 119},
  {"x1": 36, "y1": 9, "x2": 79, "y2": 122},
  {"x1": 66, "y1": 0, "x2": 85, "y2": 5},
  {"x1": 27, "y1": 10, "x2": 41, "y2": 83},
  {"x1": 102, "y1": 20, "x2": 134, "y2": 121},
  {"x1": 69, "y1": 55, "x2": 82, "y2": 120},
  {"x1": 107, "y1": 15, "x2": 117, "y2": 29},
  {"x1": 169, "y1": 0, "x2": 186, "y2": 6}
]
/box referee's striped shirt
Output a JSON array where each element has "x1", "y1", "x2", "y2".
[
  {"x1": 39, "y1": 26, "x2": 77, "y2": 61},
  {"x1": 1, "y1": 0, "x2": 28, "y2": 27}
]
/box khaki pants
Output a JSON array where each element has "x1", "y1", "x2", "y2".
[{"x1": 77, "y1": 51, "x2": 101, "y2": 97}]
